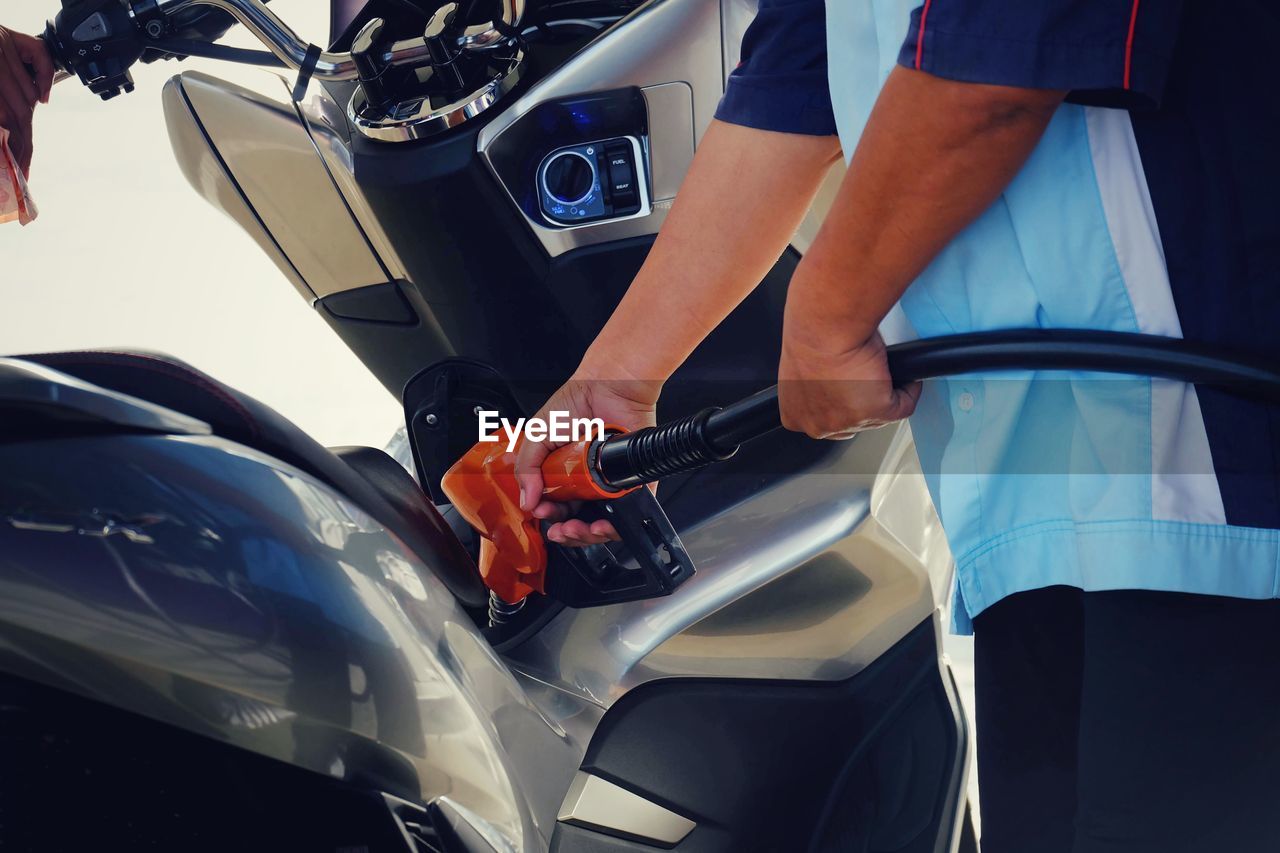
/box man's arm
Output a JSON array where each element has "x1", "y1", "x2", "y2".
[
  {"x1": 514, "y1": 119, "x2": 840, "y2": 543},
  {"x1": 577, "y1": 118, "x2": 841, "y2": 390},
  {"x1": 778, "y1": 67, "x2": 1064, "y2": 437}
]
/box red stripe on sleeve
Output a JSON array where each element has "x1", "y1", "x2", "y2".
[
  {"x1": 1123, "y1": 0, "x2": 1141, "y2": 89},
  {"x1": 915, "y1": 0, "x2": 935, "y2": 70}
]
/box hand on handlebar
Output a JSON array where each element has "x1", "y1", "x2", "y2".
[
  {"x1": 514, "y1": 377, "x2": 659, "y2": 547},
  {"x1": 0, "y1": 26, "x2": 55, "y2": 176}
]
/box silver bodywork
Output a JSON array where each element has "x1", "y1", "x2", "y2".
[
  {"x1": 559, "y1": 772, "x2": 697, "y2": 845},
  {"x1": 506, "y1": 426, "x2": 948, "y2": 700},
  {"x1": 2, "y1": 2, "x2": 969, "y2": 850}
]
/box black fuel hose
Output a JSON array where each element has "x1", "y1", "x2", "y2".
[{"x1": 595, "y1": 329, "x2": 1280, "y2": 491}]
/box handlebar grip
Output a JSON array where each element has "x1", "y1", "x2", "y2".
[{"x1": 34, "y1": 33, "x2": 67, "y2": 77}]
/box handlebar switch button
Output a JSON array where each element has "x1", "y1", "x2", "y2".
[
  {"x1": 604, "y1": 141, "x2": 639, "y2": 212},
  {"x1": 71, "y1": 13, "x2": 112, "y2": 43}
]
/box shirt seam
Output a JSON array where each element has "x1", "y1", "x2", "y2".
[
  {"x1": 959, "y1": 517, "x2": 1280, "y2": 567},
  {"x1": 920, "y1": 26, "x2": 1173, "y2": 58}
]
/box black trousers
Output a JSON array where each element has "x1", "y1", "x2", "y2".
[{"x1": 974, "y1": 586, "x2": 1280, "y2": 853}]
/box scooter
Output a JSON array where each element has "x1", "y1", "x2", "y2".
[{"x1": 5, "y1": 1, "x2": 1278, "y2": 851}]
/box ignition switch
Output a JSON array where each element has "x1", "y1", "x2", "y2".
[{"x1": 538, "y1": 136, "x2": 647, "y2": 226}]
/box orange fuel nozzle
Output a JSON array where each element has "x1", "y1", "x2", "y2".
[
  {"x1": 438, "y1": 401, "x2": 770, "y2": 606},
  {"x1": 440, "y1": 429, "x2": 634, "y2": 605},
  {"x1": 440, "y1": 395, "x2": 781, "y2": 605}
]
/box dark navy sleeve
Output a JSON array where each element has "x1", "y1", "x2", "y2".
[
  {"x1": 714, "y1": 0, "x2": 837, "y2": 135},
  {"x1": 898, "y1": 1, "x2": 1186, "y2": 109}
]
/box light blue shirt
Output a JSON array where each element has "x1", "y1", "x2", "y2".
[{"x1": 825, "y1": 1, "x2": 1280, "y2": 632}]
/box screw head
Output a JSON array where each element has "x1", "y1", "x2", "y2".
[{"x1": 424, "y1": 413, "x2": 439, "y2": 426}]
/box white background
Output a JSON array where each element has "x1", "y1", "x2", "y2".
[{"x1": 0, "y1": 0, "x2": 400, "y2": 448}]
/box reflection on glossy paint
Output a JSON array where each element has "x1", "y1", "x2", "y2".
[{"x1": 0, "y1": 432, "x2": 577, "y2": 853}]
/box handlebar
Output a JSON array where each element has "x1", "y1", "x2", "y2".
[
  {"x1": 151, "y1": 0, "x2": 418, "y2": 81},
  {"x1": 45, "y1": 0, "x2": 526, "y2": 99}
]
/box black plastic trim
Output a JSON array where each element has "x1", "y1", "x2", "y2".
[
  {"x1": 320, "y1": 281, "x2": 419, "y2": 325},
  {"x1": 553, "y1": 619, "x2": 961, "y2": 853}
]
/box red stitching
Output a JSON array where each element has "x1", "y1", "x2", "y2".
[
  {"x1": 915, "y1": 0, "x2": 935, "y2": 70},
  {"x1": 1124, "y1": 0, "x2": 1141, "y2": 90},
  {"x1": 27, "y1": 351, "x2": 262, "y2": 443}
]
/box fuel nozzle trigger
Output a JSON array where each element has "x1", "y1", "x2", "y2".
[{"x1": 546, "y1": 487, "x2": 695, "y2": 608}]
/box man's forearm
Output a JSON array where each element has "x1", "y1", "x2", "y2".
[
  {"x1": 786, "y1": 67, "x2": 1065, "y2": 350},
  {"x1": 578, "y1": 119, "x2": 840, "y2": 388}
]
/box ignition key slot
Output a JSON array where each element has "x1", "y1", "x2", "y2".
[{"x1": 538, "y1": 136, "x2": 647, "y2": 226}]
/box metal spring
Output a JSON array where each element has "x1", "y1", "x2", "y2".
[{"x1": 488, "y1": 591, "x2": 526, "y2": 626}]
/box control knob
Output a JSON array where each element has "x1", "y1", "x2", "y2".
[{"x1": 541, "y1": 151, "x2": 597, "y2": 207}]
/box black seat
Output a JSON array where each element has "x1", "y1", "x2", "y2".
[{"x1": 18, "y1": 350, "x2": 487, "y2": 611}]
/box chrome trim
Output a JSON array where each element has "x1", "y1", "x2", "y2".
[
  {"x1": 154, "y1": 0, "x2": 524, "y2": 81},
  {"x1": 539, "y1": 150, "x2": 598, "y2": 208},
  {"x1": 642, "y1": 82, "x2": 694, "y2": 202},
  {"x1": 501, "y1": 0, "x2": 528, "y2": 31},
  {"x1": 936, "y1": 619, "x2": 975, "y2": 853},
  {"x1": 348, "y1": 50, "x2": 525, "y2": 143},
  {"x1": 458, "y1": 23, "x2": 511, "y2": 50},
  {"x1": 558, "y1": 772, "x2": 696, "y2": 846},
  {"x1": 477, "y1": 0, "x2": 724, "y2": 257},
  {"x1": 458, "y1": 0, "x2": 527, "y2": 50}
]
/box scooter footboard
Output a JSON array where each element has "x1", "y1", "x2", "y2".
[{"x1": 553, "y1": 619, "x2": 966, "y2": 853}]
